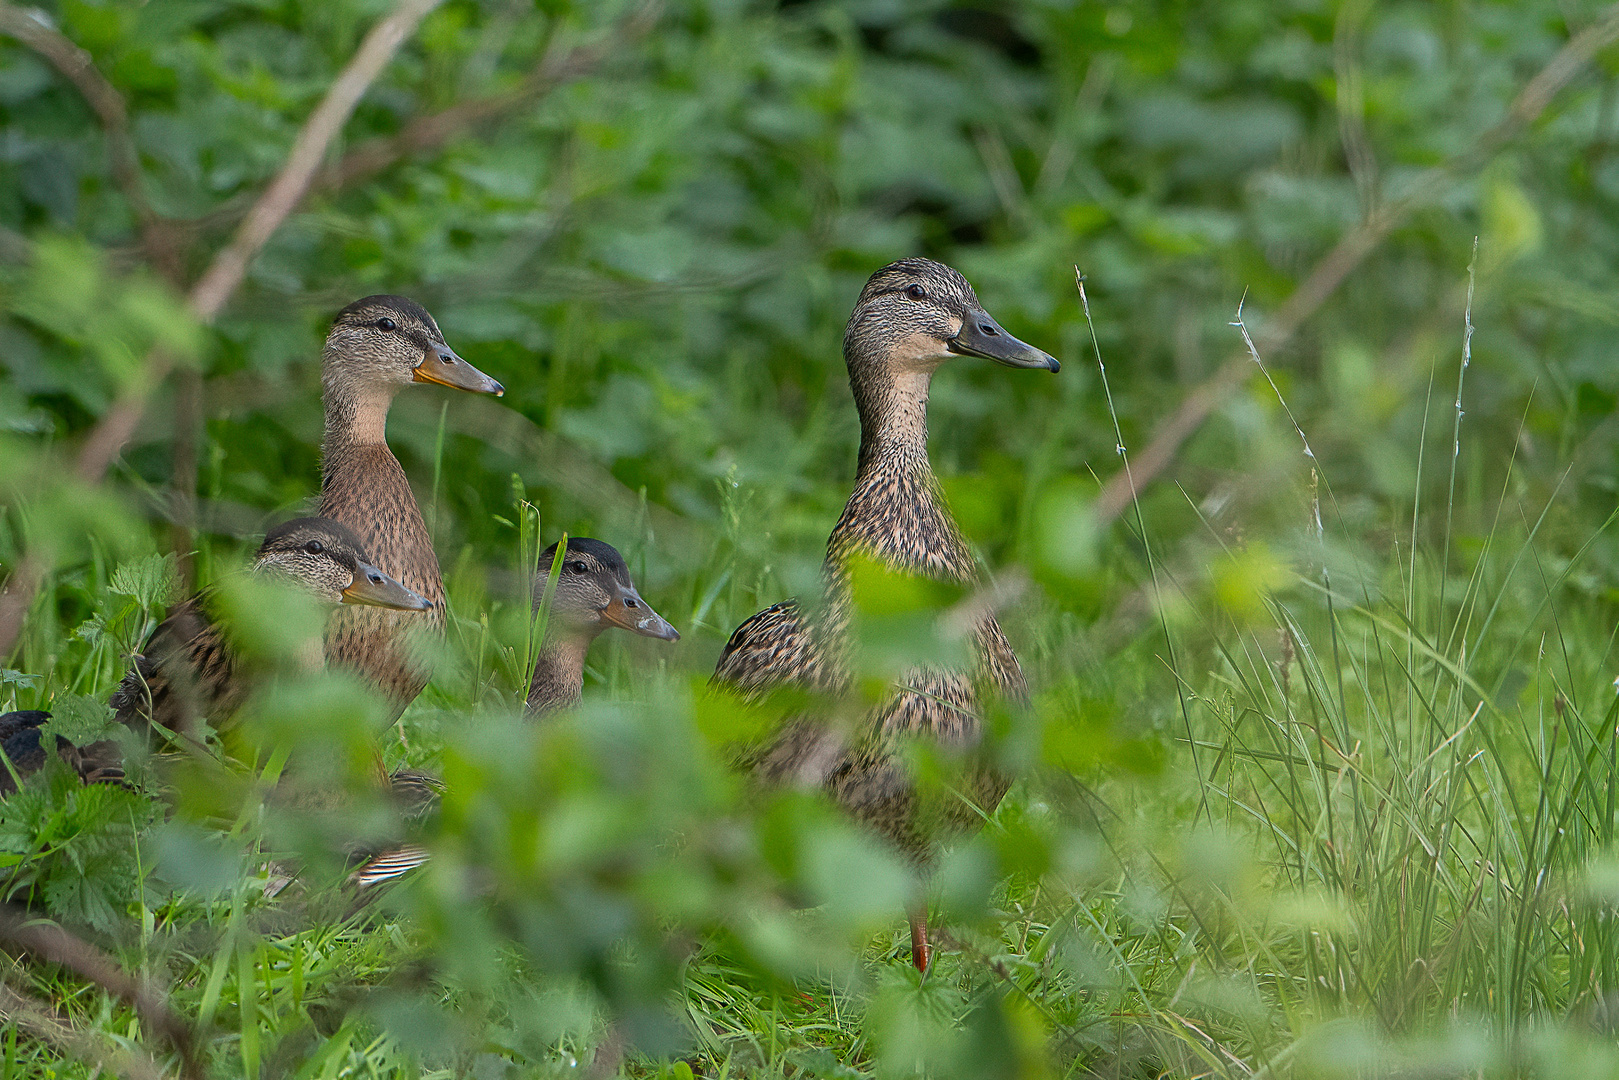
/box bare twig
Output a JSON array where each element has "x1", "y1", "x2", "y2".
[
  {"x1": 0, "y1": 553, "x2": 46, "y2": 665},
  {"x1": 76, "y1": 0, "x2": 448, "y2": 487},
  {"x1": 0, "y1": 979, "x2": 167, "y2": 1080},
  {"x1": 0, "y1": 0, "x2": 444, "y2": 662},
  {"x1": 188, "y1": 0, "x2": 447, "y2": 319},
  {"x1": 320, "y1": 0, "x2": 660, "y2": 192},
  {"x1": 0, "y1": 905, "x2": 202, "y2": 1078},
  {"x1": 1093, "y1": 3, "x2": 1619, "y2": 526}
]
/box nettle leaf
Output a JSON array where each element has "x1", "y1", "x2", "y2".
[
  {"x1": 72, "y1": 614, "x2": 106, "y2": 645},
  {"x1": 39, "y1": 694, "x2": 116, "y2": 747},
  {"x1": 109, "y1": 552, "x2": 182, "y2": 611},
  {"x1": 0, "y1": 669, "x2": 39, "y2": 690}
]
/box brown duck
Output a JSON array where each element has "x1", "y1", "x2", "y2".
[
  {"x1": 0, "y1": 710, "x2": 125, "y2": 796},
  {"x1": 111, "y1": 517, "x2": 431, "y2": 740},
  {"x1": 525, "y1": 537, "x2": 680, "y2": 714},
  {"x1": 713, "y1": 257, "x2": 1058, "y2": 972},
  {"x1": 349, "y1": 537, "x2": 678, "y2": 888},
  {"x1": 317, "y1": 295, "x2": 504, "y2": 718}
]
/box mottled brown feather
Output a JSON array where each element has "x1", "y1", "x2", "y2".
[
  {"x1": 315, "y1": 295, "x2": 501, "y2": 719},
  {"x1": 319, "y1": 444, "x2": 446, "y2": 714},
  {"x1": 109, "y1": 594, "x2": 243, "y2": 739},
  {"x1": 714, "y1": 258, "x2": 1043, "y2": 867}
]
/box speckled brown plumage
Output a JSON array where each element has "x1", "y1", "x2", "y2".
[
  {"x1": 0, "y1": 711, "x2": 123, "y2": 796},
  {"x1": 348, "y1": 538, "x2": 678, "y2": 890},
  {"x1": 110, "y1": 518, "x2": 429, "y2": 740},
  {"x1": 525, "y1": 538, "x2": 679, "y2": 715},
  {"x1": 320, "y1": 443, "x2": 446, "y2": 713},
  {"x1": 715, "y1": 257, "x2": 1056, "y2": 892},
  {"x1": 316, "y1": 296, "x2": 503, "y2": 720}
]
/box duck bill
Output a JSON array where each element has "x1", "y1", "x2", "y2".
[
  {"x1": 601, "y1": 586, "x2": 680, "y2": 641},
  {"x1": 947, "y1": 309, "x2": 1060, "y2": 372},
  {"x1": 342, "y1": 562, "x2": 433, "y2": 611},
  {"x1": 412, "y1": 342, "x2": 505, "y2": 396}
]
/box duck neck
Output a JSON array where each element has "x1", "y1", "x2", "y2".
[
  {"x1": 834, "y1": 359, "x2": 969, "y2": 580},
  {"x1": 321, "y1": 372, "x2": 398, "y2": 483},
  {"x1": 854, "y1": 367, "x2": 934, "y2": 478},
  {"x1": 526, "y1": 632, "x2": 595, "y2": 717}
]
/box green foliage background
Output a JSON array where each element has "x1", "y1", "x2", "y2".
[{"x1": 4, "y1": 0, "x2": 1619, "y2": 1076}]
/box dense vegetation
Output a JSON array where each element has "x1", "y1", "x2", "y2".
[{"x1": 4, "y1": 0, "x2": 1619, "y2": 1075}]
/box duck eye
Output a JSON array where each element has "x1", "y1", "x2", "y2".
[
  {"x1": 570, "y1": 560, "x2": 588, "y2": 574},
  {"x1": 905, "y1": 284, "x2": 927, "y2": 301},
  {"x1": 624, "y1": 597, "x2": 639, "y2": 608},
  {"x1": 376, "y1": 317, "x2": 397, "y2": 332},
  {"x1": 304, "y1": 540, "x2": 324, "y2": 556}
]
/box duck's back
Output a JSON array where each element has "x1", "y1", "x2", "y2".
[
  {"x1": 716, "y1": 482, "x2": 1026, "y2": 863},
  {"x1": 320, "y1": 443, "x2": 446, "y2": 716},
  {"x1": 713, "y1": 599, "x2": 831, "y2": 695},
  {"x1": 111, "y1": 592, "x2": 241, "y2": 736}
]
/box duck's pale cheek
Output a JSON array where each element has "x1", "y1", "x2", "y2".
[{"x1": 889, "y1": 331, "x2": 954, "y2": 372}]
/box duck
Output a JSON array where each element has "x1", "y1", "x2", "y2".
[
  {"x1": 111, "y1": 516, "x2": 432, "y2": 740},
  {"x1": 0, "y1": 710, "x2": 124, "y2": 796},
  {"x1": 316, "y1": 295, "x2": 505, "y2": 719},
  {"x1": 525, "y1": 537, "x2": 680, "y2": 714},
  {"x1": 711, "y1": 257, "x2": 1058, "y2": 973},
  {"x1": 348, "y1": 537, "x2": 678, "y2": 889}
]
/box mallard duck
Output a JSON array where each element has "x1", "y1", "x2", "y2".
[
  {"x1": 526, "y1": 538, "x2": 679, "y2": 714},
  {"x1": 712, "y1": 257, "x2": 1058, "y2": 972},
  {"x1": 111, "y1": 517, "x2": 431, "y2": 740},
  {"x1": 348, "y1": 537, "x2": 678, "y2": 889},
  {"x1": 0, "y1": 710, "x2": 124, "y2": 796},
  {"x1": 317, "y1": 295, "x2": 505, "y2": 718}
]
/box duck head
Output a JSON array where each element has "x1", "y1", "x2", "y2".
[
  {"x1": 323, "y1": 295, "x2": 504, "y2": 399},
  {"x1": 536, "y1": 537, "x2": 679, "y2": 644},
  {"x1": 256, "y1": 517, "x2": 433, "y2": 611},
  {"x1": 843, "y1": 258, "x2": 1059, "y2": 380}
]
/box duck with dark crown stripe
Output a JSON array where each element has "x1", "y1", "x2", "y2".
[
  {"x1": 316, "y1": 295, "x2": 505, "y2": 720},
  {"x1": 525, "y1": 538, "x2": 680, "y2": 715},
  {"x1": 711, "y1": 257, "x2": 1058, "y2": 973},
  {"x1": 348, "y1": 537, "x2": 678, "y2": 890},
  {"x1": 0, "y1": 519, "x2": 427, "y2": 797},
  {"x1": 111, "y1": 517, "x2": 432, "y2": 741}
]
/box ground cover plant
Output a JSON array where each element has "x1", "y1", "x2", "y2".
[{"x1": 6, "y1": 0, "x2": 1619, "y2": 1076}]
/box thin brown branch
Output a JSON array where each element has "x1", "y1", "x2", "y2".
[
  {"x1": 321, "y1": 0, "x2": 660, "y2": 193},
  {"x1": 0, "y1": 978, "x2": 168, "y2": 1080},
  {"x1": 0, "y1": 553, "x2": 46, "y2": 665},
  {"x1": 0, "y1": 3, "x2": 180, "y2": 279},
  {"x1": 0, "y1": 906, "x2": 202, "y2": 1079},
  {"x1": 79, "y1": 0, "x2": 448, "y2": 482},
  {"x1": 187, "y1": 0, "x2": 448, "y2": 320},
  {"x1": 1094, "y1": 3, "x2": 1619, "y2": 526},
  {"x1": 0, "y1": 0, "x2": 444, "y2": 662}
]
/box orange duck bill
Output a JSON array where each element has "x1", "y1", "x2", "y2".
[
  {"x1": 412, "y1": 341, "x2": 505, "y2": 396},
  {"x1": 600, "y1": 584, "x2": 679, "y2": 641},
  {"x1": 342, "y1": 562, "x2": 433, "y2": 611}
]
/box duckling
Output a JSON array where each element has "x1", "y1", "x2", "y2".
[
  {"x1": 713, "y1": 257, "x2": 1058, "y2": 972},
  {"x1": 0, "y1": 710, "x2": 124, "y2": 796},
  {"x1": 348, "y1": 537, "x2": 677, "y2": 889},
  {"x1": 111, "y1": 517, "x2": 432, "y2": 740},
  {"x1": 317, "y1": 296, "x2": 504, "y2": 719},
  {"x1": 526, "y1": 538, "x2": 680, "y2": 714}
]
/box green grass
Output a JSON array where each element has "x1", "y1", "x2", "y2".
[{"x1": 5, "y1": 321, "x2": 1619, "y2": 1080}]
